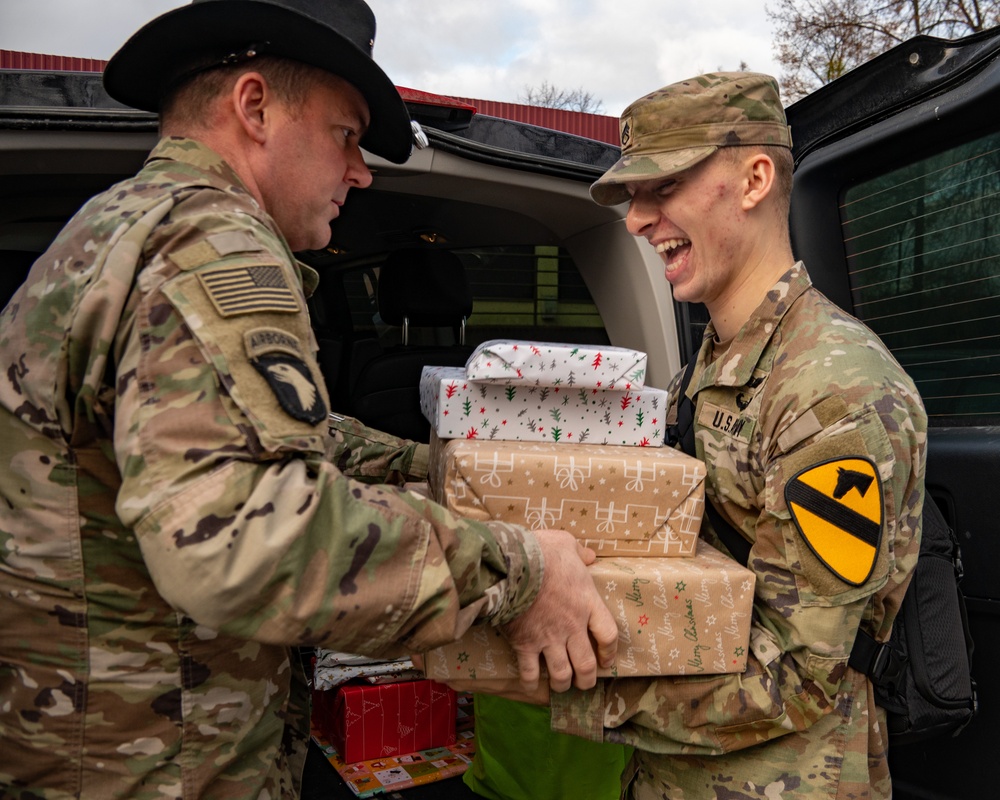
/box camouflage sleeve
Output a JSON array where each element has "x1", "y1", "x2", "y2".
[
  {"x1": 113, "y1": 196, "x2": 542, "y2": 657},
  {"x1": 551, "y1": 365, "x2": 926, "y2": 754},
  {"x1": 326, "y1": 413, "x2": 429, "y2": 485}
]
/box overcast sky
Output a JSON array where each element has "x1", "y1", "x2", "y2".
[{"x1": 0, "y1": 0, "x2": 784, "y2": 116}]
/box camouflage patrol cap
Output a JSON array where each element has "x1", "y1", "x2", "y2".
[{"x1": 590, "y1": 72, "x2": 791, "y2": 206}]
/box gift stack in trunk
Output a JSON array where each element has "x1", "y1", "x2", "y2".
[
  {"x1": 420, "y1": 340, "x2": 757, "y2": 680},
  {"x1": 309, "y1": 652, "x2": 476, "y2": 795}
]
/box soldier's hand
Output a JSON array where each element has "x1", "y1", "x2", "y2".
[{"x1": 501, "y1": 529, "x2": 618, "y2": 693}]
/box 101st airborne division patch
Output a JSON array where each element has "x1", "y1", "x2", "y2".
[{"x1": 784, "y1": 457, "x2": 883, "y2": 586}]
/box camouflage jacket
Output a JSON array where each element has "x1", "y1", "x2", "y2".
[
  {"x1": 0, "y1": 138, "x2": 542, "y2": 799},
  {"x1": 551, "y1": 264, "x2": 927, "y2": 800}
]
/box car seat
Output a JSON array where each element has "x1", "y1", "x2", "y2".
[{"x1": 349, "y1": 248, "x2": 474, "y2": 442}]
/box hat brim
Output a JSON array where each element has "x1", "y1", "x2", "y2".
[
  {"x1": 103, "y1": 1, "x2": 412, "y2": 163},
  {"x1": 589, "y1": 145, "x2": 717, "y2": 206}
]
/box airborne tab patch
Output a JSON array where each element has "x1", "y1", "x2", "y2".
[
  {"x1": 785, "y1": 456, "x2": 883, "y2": 586},
  {"x1": 198, "y1": 263, "x2": 300, "y2": 317}
]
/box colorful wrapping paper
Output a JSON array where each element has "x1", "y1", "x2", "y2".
[
  {"x1": 464, "y1": 339, "x2": 647, "y2": 390},
  {"x1": 311, "y1": 693, "x2": 475, "y2": 798},
  {"x1": 420, "y1": 365, "x2": 667, "y2": 446},
  {"x1": 313, "y1": 679, "x2": 457, "y2": 764}
]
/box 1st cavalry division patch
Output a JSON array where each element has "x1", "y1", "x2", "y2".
[{"x1": 785, "y1": 456, "x2": 883, "y2": 586}]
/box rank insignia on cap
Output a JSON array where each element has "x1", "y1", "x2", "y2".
[
  {"x1": 620, "y1": 118, "x2": 632, "y2": 148},
  {"x1": 785, "y1": 456, "x2": 883, "y2": 586},
  {"x1": 252, "y1": 353, "x2": 328, "y2": 425}
]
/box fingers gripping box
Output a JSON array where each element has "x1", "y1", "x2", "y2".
[{"x1": 423, "y1": 541, "x2": 756, "y2": 679}]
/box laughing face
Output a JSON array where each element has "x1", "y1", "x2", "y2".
[{"x1": 624, "y1": 153, "x2": 753, "y2": 315}]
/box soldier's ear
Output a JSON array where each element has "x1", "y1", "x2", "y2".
[
  {"x1": 741, "y1": 152, "x2": 776, "y2": 212},
  {"x1": 232, "y1": 72, "x2": 271, "y2": 145}
]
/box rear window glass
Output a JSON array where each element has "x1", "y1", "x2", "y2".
[
  {"x1": 840, "y1": 130, "x2": 1000, "y2": 424},
  {"x1": 340, "y1": 245, "x2": 609, "y2": 348}
]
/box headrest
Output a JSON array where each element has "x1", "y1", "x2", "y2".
[{"x1": 377, "y1": 249, "x2": 473, "y2": 327}]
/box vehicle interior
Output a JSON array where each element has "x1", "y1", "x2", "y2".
[{"x1": 0, "y1": 97, "x2": 680, "y2": 446}]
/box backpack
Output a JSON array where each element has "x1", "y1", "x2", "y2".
[{"x1": 668, "y1": 359, "x2": 978, "y2": 744}]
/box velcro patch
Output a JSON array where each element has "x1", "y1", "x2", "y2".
[
  {"x1": 785, "y1": 456, "x2": 883, "y2": 586},
  {"x1": 207, "y1": 230, "x2": 263, "y2": 256},
  {"x1": 198, "y1": 263, "x2": 300, "y2": 317},
  {"x1": 169, "y1": 240, "x2": 221, "y2": 271}
]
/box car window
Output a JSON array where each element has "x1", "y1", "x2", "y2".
[
  {"x1": 839, "y1": 129, "x2": 1000, "y2": 425},
  {"x1": 335, "y1": 245, "x2": 609, "y2": 349},
  {"x1": 460, "y1": 245, "x2": 609, "y2": 347}
]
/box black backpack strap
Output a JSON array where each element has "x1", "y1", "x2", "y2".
[
  {"x1": 667, "y1": 359, "x2": 753, "y2": 566},
  {"x1": 847, "y1": 628, "x2": 907, "y2": 699}
]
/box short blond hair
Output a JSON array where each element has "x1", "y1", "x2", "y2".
[
  {"x1": 717, "y1": 144, "x2": 794, "y2": 218},
  {"x1": 160, "y1": 56, "x2": 324, "y2": 129}
]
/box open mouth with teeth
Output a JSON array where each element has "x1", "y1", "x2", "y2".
[{"x1": 655, "y1": 238, "x2": 691, "y2": 273}]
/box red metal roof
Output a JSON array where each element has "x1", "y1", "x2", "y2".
[
  {"x1": 450, "y1": 97, "x2": 618, "y2": 145},
  {"x1": 0, "y1": 48, "x2": 109, "y2": 73},
  {"x1": 0, "y1": 49, "x2": 619, "y2": 145}
]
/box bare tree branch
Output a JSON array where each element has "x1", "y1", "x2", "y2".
[
  {"x1": 768, "y1": 0, "x2": 999, "y2": 102},
  {"x1": 519, "y1": 81, "x2": 606, "y2": 114}
]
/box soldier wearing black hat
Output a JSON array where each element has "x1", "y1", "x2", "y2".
[{"x1": 0, "y1": 2, "x2": 618, "y2": 797}]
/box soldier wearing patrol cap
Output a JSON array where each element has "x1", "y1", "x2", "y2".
[
  {"x1": 0, "y1": 2, "x2": 618, "y2": 797},
  {"x1": 458, "y1": 73, "x2": 927, "y2": 800}
]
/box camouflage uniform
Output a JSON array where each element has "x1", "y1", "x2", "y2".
[
  {"x1": 327, "y1": 413, "x2": 429, "y2": 485},
  {"x1": 0, "y1": 138, "x2": 542, "y2": 799},
  {"x1": 550, "y1": 264, "x2": 927, "y2": 799}
]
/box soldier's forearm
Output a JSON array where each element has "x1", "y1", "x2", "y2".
[{"x1": 326, "y1": 413, "x2": 429, "y2": 485}]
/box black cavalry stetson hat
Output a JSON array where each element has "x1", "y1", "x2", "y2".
[{"x1": 103, "y1": 0, "x2": 413, "y2": 163}]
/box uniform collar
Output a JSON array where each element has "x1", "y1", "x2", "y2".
[
  {"x1": 696, "y1": 262, "x2": 812, "y2": 389},
  {"x1": 145, "y1": 137, "x2": 320, "y2": 297},
  {"x1": 145, "y1": 136, "x2": 250, "y2": 193}
]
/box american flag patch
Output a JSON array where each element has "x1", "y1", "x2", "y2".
[{"x1": 198, "y1": 264, "x2": 300, "y2": 317}]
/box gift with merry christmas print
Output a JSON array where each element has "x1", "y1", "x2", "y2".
[{"x1": 423, "y1": 540, "x2": 756, "y2": 680}]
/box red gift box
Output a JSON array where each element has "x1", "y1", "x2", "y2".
[{"x1": 313, "y1": 679, "x2": 457, "y2": 763}]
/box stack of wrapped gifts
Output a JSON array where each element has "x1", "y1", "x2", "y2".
[{"x1": 419, "y1": 340, "x2": 757, "y2": 680}]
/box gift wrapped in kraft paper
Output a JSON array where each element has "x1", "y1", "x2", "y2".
[
  {"x1": 429, "y1": 434, "x2": 706, "y2": 557},
  {"x1": 424, "y1": 541, "x2": 756, "y2": 679}
]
